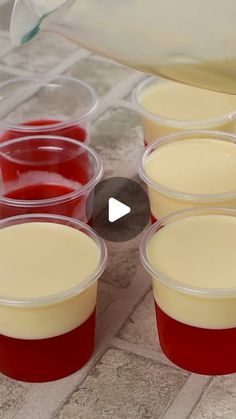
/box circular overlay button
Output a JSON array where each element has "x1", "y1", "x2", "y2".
[{"x1": 91, "y1": 177, "x2": 150, "y2": 242}]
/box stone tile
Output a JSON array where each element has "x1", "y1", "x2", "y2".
[
  {"x1": 0, "y1": 69, "x2": 13, "y2": 82},
  {"x1": 0, "y1": 34, "x2": 11, "y2": 58},
  {"x1": 0, "y1": 1, "x2": 13, "y2": 31},
  {"x1": 66, "y1": 56, "x2": 132, "y2": 97},
  {"x1": 124, "y1": 76, "x2": 147, "y2": 101},
  {"x1": 191, "y1": 375, "x2": 236, "y2": 419},
  {"x1": 0, "y1": 75, "x2": 88, "y2": 124},
  {"x1": 0, "y1": 375, "x2": 29, "y2": 419},
  {"x1": 119, "y1": 291, "x2": 159, "y2": 349},
  {"x1": 101, "y1": 237, "x2": 140, "y2": 288},
  {"x1": 125, "y1": 90, "x2": 134, "y2": 102},
  {"x1": 96, "y1": 281, "x2": 116, "y2": 319},
  {"x1": 92, "y1": 107, "x2": 143, "y2": 178},
  {"x1": 2, "y1": 32, "x2": 77, "y2": 72},
  {"x1": 55, "y1": 347, "x2": 188, "y2": 419}
]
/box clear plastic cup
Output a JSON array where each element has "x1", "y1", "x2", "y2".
[
  {"x1": 139, "y1": 130, "x2": 236, "y2": 222},
  {"x1": 0, "y1": 135, "x2": 102, "y2": 223},
  {"x1": 134, "y1": 77, "x2": 236, "y2": 145},
  {"x1": 140, "y1": 207, "x2": 236, "y2": 375},
  {"x1": 0, "y1": 213, "x2": 107, "y2": 382},
  {"x1": 0, "y1": 75, "x2": 98, "y2": 144}
]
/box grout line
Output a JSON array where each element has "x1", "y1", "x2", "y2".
[
  {"x1": 0, "y1": 46, "x2": 15, "y2": 59},
  {"x1": 186, "y1": 377, "x2": 213, "y2": 419},
  {"x1": 0, "y1": 33, "x2": 14, "y2": 59},
  {"x1": 116, "y1": 287, "x2": 151, "y2": 337},
  {"x1": 0, "y1": 48, "x2": 91, "y2": 117},
  {"x1": 111, "y1": 337, "x2": 183, "y2": 371},
  {"x1": 0, "y1": 63, "x2": 37, "y2": 76},
  {"x1": 0, "y1": 48, "x2": 90, "y2": 77},
  {"x1": 13, "y1": 268, "x2": 151, "y2": 419},
  {"x1": 161, "y1": 375, "x2": 212, "y2": 419},
  {"x1": 48, "y1": 48, "x2": 91, "y2": 74},
  {"x1": 91, "y1": 72, "x2": 146, "y2": 121}
]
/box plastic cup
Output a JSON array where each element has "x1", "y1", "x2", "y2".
[
  {"x1": 0, "y1": 75, "x2": 98, "y2": 144},
  {"x1": 134, "y1": 77, "x2": 236, "y2": 145},
  {"x1": 140, "y1": 207, "x2": 236, "y2": 375},
  {"x1": 0, "y1": 135, "x2": 102, "y2": 223},
  {"x1": 0, "y1": 213, "x2": 107, "y2": 382},
  {"x1": 139, "y1": 130, "x2": 236, "y2": 222}
]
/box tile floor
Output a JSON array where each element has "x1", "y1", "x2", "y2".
[{"x1": 0, "y1": 2, "x2": 235, "y2": 419}]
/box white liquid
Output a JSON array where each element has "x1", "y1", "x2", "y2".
[
  {"x1": 140, "y1": 82, "x2": 236, "y2": 121},
  {"x1": 11, "y1": 0, "x2": 236, "y2": 94},
  {"x1": 145, "y1": 139, "x2": 236, "y2": 194},
  {"x1": 138, "y1": 81, "x2": 236, "y2": 142},
  {"x1": 148, "y1": 214, "x2": 236, "y2": 328},
  {"x1": 143, "y1": 137, "x2": 236, "y2": 219}
]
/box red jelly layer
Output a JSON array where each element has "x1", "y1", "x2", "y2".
[
  {"x1": 0, "y1": 308, "x2": 96, "y2": 382},
  {"x1": 5, "y1": 183, "x2": 74, "y2": 201},
  {"x1": 0, "y1": 119, "x2": 87, "y2": 143},
  {"x1": 0, "y1": 183, "x2": 90, "y2": 221},
  {"x1": 155, "y1": 302, "x2": 236, "y2": 375},
  {"x1": 151, "y1": 214, "x2": 157, "y2": 224},
  {"x1": 0, "y1": 141, "x2": 90, "y2": 185}
]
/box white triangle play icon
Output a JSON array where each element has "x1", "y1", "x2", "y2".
[{"x1": 108, "y1": 198, "x2": 131, "y2": 223}]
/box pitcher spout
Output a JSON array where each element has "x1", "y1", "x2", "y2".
[{"x1": 10, "y1": 0, "x2": 73, "y2": 45}]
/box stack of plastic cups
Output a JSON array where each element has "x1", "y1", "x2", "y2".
[
  {"x1": 136, "y1": 78, "x2": 236, "y2": 375},
  {"x1": 0, "y1": 75, "x2": 107, "y2": 382}
]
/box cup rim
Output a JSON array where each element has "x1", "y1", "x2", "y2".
[
  {"x1": 139, "y1": 130, "x2": 236, "y2": 202},
  {"x1": 140, "y1": 207, "x2": 236, "y2": 298},
  {"x1": 0, "y1": 135, "x2": 103, "y2": 207},
  {"x1": 0, "y1": 213, "x2": 107, "y2": 307},
  {"x1": 0, "y1": 75, "x2": 98, "y2": 131},
  {"x1": 133, "y1": 76, "x2": 236, "y2": 129}
]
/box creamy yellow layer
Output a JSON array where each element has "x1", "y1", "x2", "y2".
[
  {"x1": 0, "y1": 222, "x2": 100, "y2": 339},
  {"x1": 148, "y1": 215, "x2": 236, "y2": 328},
  {"x1": 139, "y1": 82, "x2": 236, "y2": 142},
  {"x1": 145, "y1": 139, "x2": 236, "y2": 194},
  {"x1": 144, "y1": 138, "x2": 236, "y2": 218},
  {"x1": 140, "y1": 82, "x2": 236, "y2": 121},
  {"x1": 0, "y1": 222, "x2": 99, "y2": 298}
]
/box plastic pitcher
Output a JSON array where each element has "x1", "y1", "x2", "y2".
[{"x1": 10, "y1": 0, "x2": 236, "y2": 94}]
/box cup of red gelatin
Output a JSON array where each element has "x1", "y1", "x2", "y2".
[
  {"x1": 0, "y1": 213, "x2": 107, "y2": 382},
  {"x1": 0, "y1": 75, "x2": 97, "y2": 144},
  {"x1": 0, "y1": 135, "x2": 102, "y2": 223},
  {"x1": 140, "y1": 207, "x2": 236, "y2": 375}
]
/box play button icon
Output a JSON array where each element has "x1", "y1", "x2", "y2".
[
  {"x1": 91, "y1": 177, "x2": 150, "y2": 242},
  {"x1": 108, "y1": 198, "x2": 131, "y2": 223}
]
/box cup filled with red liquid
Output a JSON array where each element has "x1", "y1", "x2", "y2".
[
  {"x1": 0, "y1": 75, "x2": 97, "y2": 143},
  {"x1": 0, "y1": 213, "x2": 107, "y2": 382},
  {"x1": 139, "y1": 130, "x2": 236, "y2": 223},
  {"x1": 0, "y1": 135, "x2": 102, "y2": 222},
  {"x1": 140, "y1": 207, "x2": 236, "y2": 375}
]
